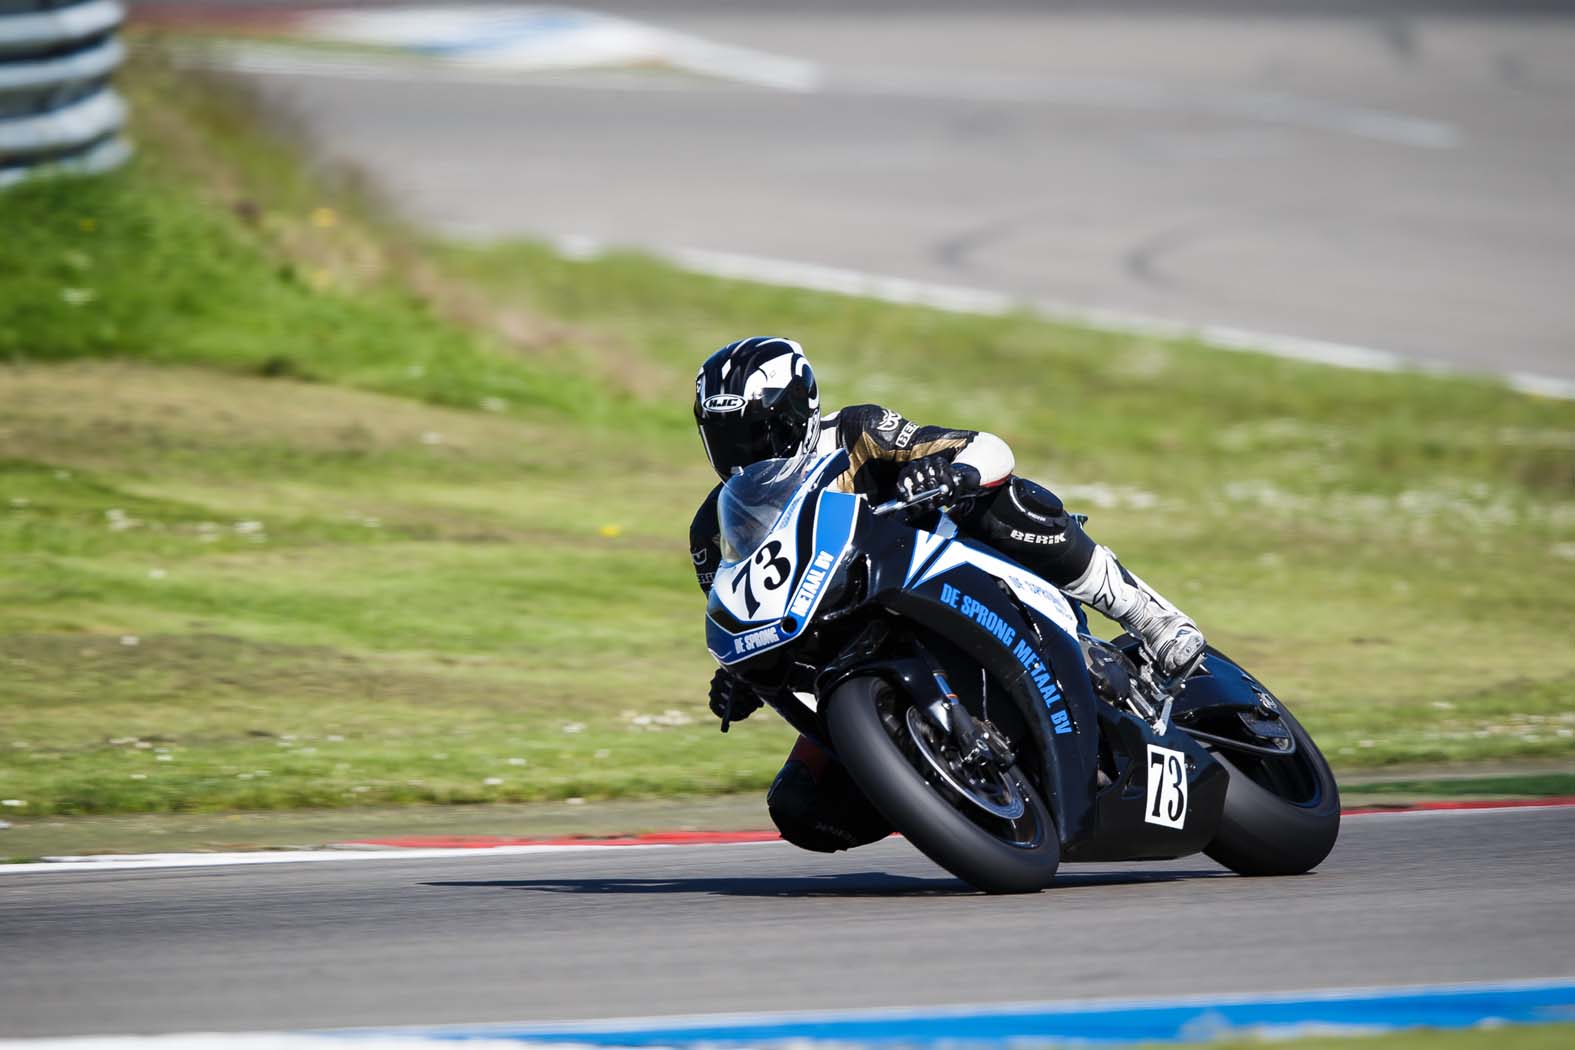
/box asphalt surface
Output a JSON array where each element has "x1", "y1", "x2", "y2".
[
  {"x1": 146, "y1": 1, "x2": 1575, "y2": 381},
  {"x1": 3, "y1": 806, "x2": 1573, "y2": 1038}
]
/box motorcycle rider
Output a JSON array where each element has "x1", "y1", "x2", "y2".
[{"x1": 691, "y1": 336, "x2": 1205, "y2": 853}]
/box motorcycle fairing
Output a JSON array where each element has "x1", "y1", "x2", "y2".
[
  {"x1": 703, "y1": 458, "x2": 1231, "y2": 859},
  {"x1": 904, "y1": 529, "x2": 1083, "y2": 640},
  {"x1": 1063, "y1": 705, "x2": 1228, "y2": 861},
  {"x1": 706, "y1": 455, "x2": 860, "y2": 667},
  {"x1": 880, "y1": 566, "x2": 1101, "y2": 844}
]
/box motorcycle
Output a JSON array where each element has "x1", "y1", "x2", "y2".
[{"x1": 705, "y1": 450, "x2": 1340, "y2": 894}]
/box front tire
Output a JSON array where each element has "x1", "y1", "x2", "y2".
[
  {"x1": 824, "y1": 676, "x2": 1060, "y2": 894},
  {"x1": 1204, "y1": 699, "x2": 1340, "y2": 877}
]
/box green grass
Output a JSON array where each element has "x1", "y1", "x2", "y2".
[
  {"x1": 1352, "y1": 773, "x2": 1575, "y2": 799},
  {"x1": 0, "y1": 47, "x2": 1572, "y2": 821},
  {"x1": 1187, "y1": 1025, "x2": 1575, "y2": 1050}
]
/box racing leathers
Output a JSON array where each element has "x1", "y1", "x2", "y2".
[{"x1": 689, "y1": 403, "x2": 1203, "y2": 853}]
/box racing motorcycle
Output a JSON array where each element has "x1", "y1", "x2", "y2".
[{"x1": 705, "y1": 450, "x2": 1340, "y2": 893}]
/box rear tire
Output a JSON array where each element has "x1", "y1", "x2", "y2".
[
  {"x1": 825, "y1": 675, "x2": 1060, "y2": 894},
  {"x1": 1204, "y1": 700, "x2": 1340, "y2": 877}
]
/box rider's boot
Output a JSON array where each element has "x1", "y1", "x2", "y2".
[
  {"x1": 1063, "y1": 545, "x2": 1205, "y2": 676},
  {"x1": 766, "y1": 736, "x2": 893, "y2": 853}
]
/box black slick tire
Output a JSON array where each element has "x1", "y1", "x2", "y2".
[
  {"x1": 824, "y1": 675, "x2": 1060, "y2": 894},
  {"x1": 1204, "y1": 703, "x2": 1340, "y2": 877}
]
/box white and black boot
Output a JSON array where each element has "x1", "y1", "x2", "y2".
[{"x1": 1064, "y1": 545, "x2": 1206, "y2": 677}]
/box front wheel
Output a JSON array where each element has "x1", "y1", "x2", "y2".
[
  {"x1": 824, "y1": 676, "x2": 1060, "y2": 894},
  {"x1": 1204, "y1": 697, "x2": 1340, "y2": 877}
]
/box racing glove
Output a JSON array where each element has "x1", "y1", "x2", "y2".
[
  {"x1": 708, "y1": 666, "x2": 764, "y2": 724},
  {"x1": 895, "y1": 455, "x2": 981, "y2": 511}
]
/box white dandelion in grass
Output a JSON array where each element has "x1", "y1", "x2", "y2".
[
  {"x1": 561, "y1": 722, "x2": 587, "y2": 734},
  {"x1": 483, "y1": 777, "x2": 504, "y2": 787}
]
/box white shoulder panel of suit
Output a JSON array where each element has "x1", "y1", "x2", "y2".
[{"x1": 954, "y1": 431, "x2": 1015, "y2": 486}]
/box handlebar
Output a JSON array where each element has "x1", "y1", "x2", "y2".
[{"x1": 871, "y1": 487, "x2": 950, "y2": 518}]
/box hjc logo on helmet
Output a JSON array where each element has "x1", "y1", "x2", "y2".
[{"x1": 702, "y1": 394, "x2": 747, "y2": 413}]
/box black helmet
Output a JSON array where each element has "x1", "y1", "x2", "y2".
[{"x1": 694, "y1": 337, "x2": 821, "y2": 480}]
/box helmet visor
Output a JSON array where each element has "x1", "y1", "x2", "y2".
[{"x1": 698, "y1": 412, "x2": 778, "y2": 479}]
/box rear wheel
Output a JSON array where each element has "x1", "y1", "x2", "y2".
[
  {"x1": 1203, "y1": 696, "x2": 1340, "y2": 876},
  {"x1": 825, "y1": 675, "x2": 1059, "y2": 894}
]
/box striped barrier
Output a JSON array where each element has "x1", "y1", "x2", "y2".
[{"x1": 0, "y1": 0, "x2": 130, "y2": 189}]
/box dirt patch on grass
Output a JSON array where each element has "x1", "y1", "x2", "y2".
[{"x1": 0, "y1": 361, "x2": 558, "y2": 470}]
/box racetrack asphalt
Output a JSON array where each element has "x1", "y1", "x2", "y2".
[
  {"x1": 2, "y1": 806, "x2": 1572, "y2": 1038},
  {"x1": 140, "y1": 1, "x2": 1575, "y2": 382}
]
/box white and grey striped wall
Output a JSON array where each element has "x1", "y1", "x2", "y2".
[{"x1": 0, "y1": 0, "x2": 129, "y2": 190}]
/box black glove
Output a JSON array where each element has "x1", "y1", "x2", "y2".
[
  {"x1": 709, "y1": 666, "x2": 764, "y2": 725},
  {"x1": 895, "y1": 456, "x2": 981, "y2": 510}
]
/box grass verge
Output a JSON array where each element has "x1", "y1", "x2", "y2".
[
  {"x1": 1, "y1": 43, "x2": 1572, "y2": 825},
  {"x1": 1188, "y1": 1026, "x2": 1575, "y2": 1050},
  {"x1": 1349, "y1": 772, "x2": 1575, "y2": 800}
]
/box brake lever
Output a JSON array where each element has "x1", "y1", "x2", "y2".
[{"x1": 872, "y1": 487, "x2": 950, "y2": 518}]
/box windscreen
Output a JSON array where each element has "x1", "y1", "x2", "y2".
[{"x1": 716, "y1": 455, "x2": 815, "y2": 564}]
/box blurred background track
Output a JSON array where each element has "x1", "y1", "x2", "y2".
[{"x1": 127, "y1": 0, "x2": 1575, "y2": 383}]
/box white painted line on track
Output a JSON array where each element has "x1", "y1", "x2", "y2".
[
  {"x1": 202, "y1": 6, "x2": 821, "y2": 92},
  {"x1": 589, "y1": 241, "x2": 1575, "y2": 401},
  {"x1": 0, "y1": 839, "x2": 782, "y2": 875},
  {"x1": 4, "y1": 805, "x2": 1567, "y2": 874},
  {"x1": 175, "y1": 42, "x2": 743, "y2": 92}
]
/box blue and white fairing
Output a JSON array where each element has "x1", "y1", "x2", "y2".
[
  {"x1": 901, "y1": 521, "x2": 1083, "y2": 640},
  {"x1": 706, "y1": 452, "x2": 860, "y2": 667},
  {"x1": 705, "y1": 450, "x2": 1085, "y2": 667}
]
